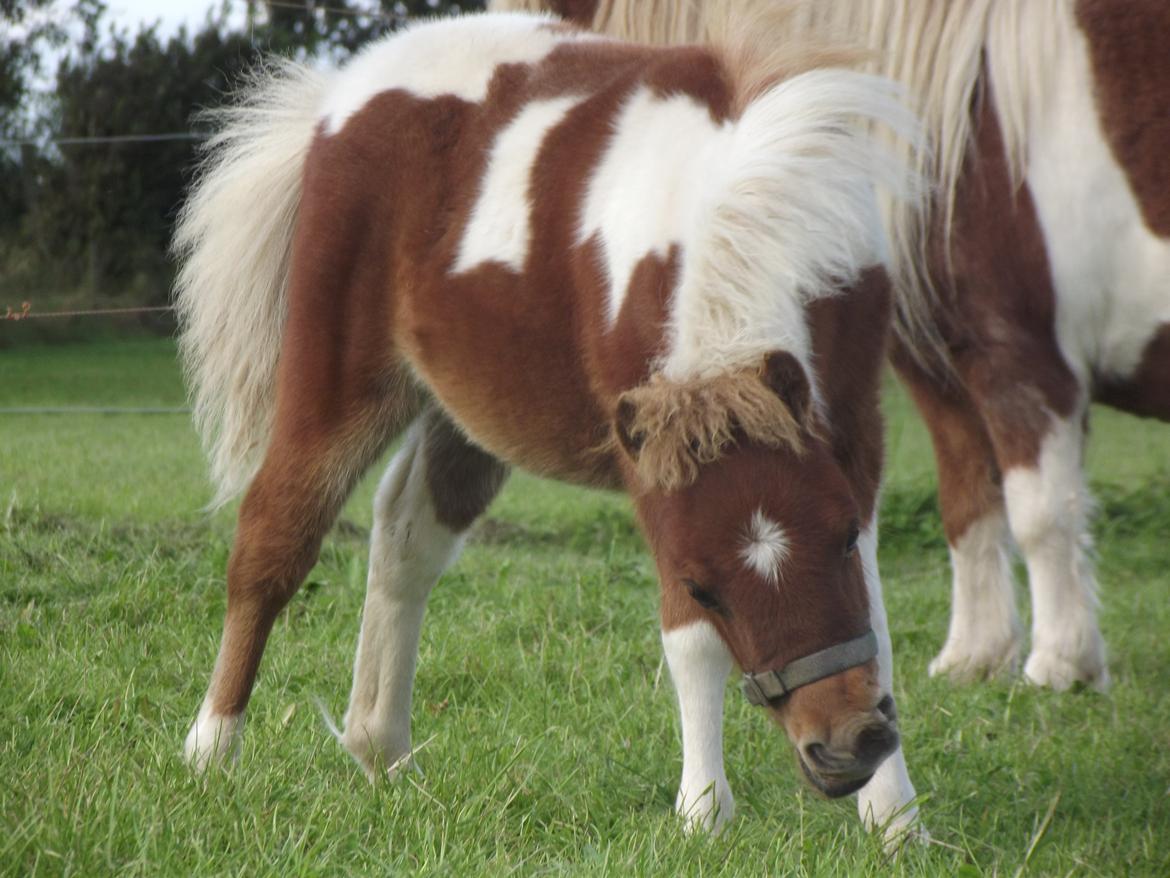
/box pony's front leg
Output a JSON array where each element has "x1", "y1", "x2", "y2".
[
  {"x1": 340, "y1": 410, "x2": 508, "y2": 777},
  {"x1": 1001, "y1": 411, "x2": 1107, "y2": 691},
  {"x1": 856, "y1": 524, "x2": 921, "y2": 843},
  {"x1": 662, "y1": 621, "x2": 734, "y2": 834}
]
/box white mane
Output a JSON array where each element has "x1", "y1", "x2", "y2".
[{"x1": 662, "y1": 68, "x2": 916, "y2": 389}]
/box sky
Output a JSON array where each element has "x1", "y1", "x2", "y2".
[
  {"x1": 105, "y1": 0, "x2": 244, "y2": 37},
  {"x1": 5, "y1": 1, "x2": 248, "y2": 44}
]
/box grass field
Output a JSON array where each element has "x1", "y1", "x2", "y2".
[{"x1": 2, "y1": 338, "x2": 1168, "y2": 876}]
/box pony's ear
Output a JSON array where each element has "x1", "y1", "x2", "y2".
[
  {"x1": 614, "y1": 395, "x2": 645, "y2": 460},
  {"x1": 761, "y1": 351, "x2": 811, "y2": 424}
]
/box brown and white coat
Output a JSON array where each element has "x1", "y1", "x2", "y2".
[{"x1": 174, "y1": 11, "x2": 920, "y2": 841}]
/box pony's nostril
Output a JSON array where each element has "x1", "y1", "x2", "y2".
[
  {"x1": 876, "y1": 694, "x2": 897, "y2": 722},
  {"x1": 804, "y1": 741, "x2": 831, "y2": 770},
  {"x1": 854, "y1": 721, "x2": 899, "y2": 766}
]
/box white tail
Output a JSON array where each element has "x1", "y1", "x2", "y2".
[{"x1": 173, "y1": 61, "x2": 330, "y2": 507}]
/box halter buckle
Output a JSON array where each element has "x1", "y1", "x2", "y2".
[{"x1": 741, "y1": 629, "x2": 879, "y2": 707}]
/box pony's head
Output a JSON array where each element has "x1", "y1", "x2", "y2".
[{"x1": 616, "y1": 351, "x2": 897, "y2": 797}]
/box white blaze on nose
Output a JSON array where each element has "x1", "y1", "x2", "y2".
[{"x1": 741, "y1": 508, "x2": 789, "y2": 587}]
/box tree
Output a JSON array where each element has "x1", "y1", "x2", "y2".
[
  {"x1": 1, "y1": 0, "x2": 488, "y2": 310},
  {"x1": 0, "y1": 0, "x2": 66, "y2": 237},
  {"x1": 246, "y1": 1, "x2": 486, "y2": 56}
]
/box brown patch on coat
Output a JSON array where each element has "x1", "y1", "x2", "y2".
[
  {"x1": 611, "y1": 362, "x2": 807, "y2": 492},
  {"x1": 804, "y1": 269, "x2": 891, "y2": 527},
  {"x1": 1075, "y1": 0, "x2": 1170, "y2": 237},
  {"x1": 530, "y1": 40, "x2": 734, "y2": 122},
  {"x1": 588, "y1": 244, "x2": 680, "y2": 393},
  {"x1": 892, "y1": 342, "x2": 1004, "y2": 544},
  {"x1": 1097, "y1": 323, "x2": 1170, "y2": 421}
]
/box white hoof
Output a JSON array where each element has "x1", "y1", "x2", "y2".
[
  {"x1": 336, "y1": 717, "x2": 429, "y2": 783},
  {"x1": 1024, "y1": 639, "x2": 1108, "y2": 692},
  {"x1": 928, "y1": 633, "x2": 1021, "y2": 682},
  {"x1": 183, "y1": 706, "x2": 243, "y2": 772},
  {"x1": 882, "y1": 818, "x2": 931, "y2": 856},
  {"x1": 676, "y1": 778, "x2": 734, "y2": 835}
]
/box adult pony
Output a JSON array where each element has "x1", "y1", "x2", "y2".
[
  {"x1": 174, "y1": 11, "x2": 922, "y2": 838},
  {"x1": 499, "y1": 0, "x2": 1170, "y2": 692}
]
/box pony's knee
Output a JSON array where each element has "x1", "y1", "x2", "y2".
[{"x1": 1002, "y1": 419, "x2": 1087, "y2": 551}]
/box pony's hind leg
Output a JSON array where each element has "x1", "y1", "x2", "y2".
[
  {"x1": 893, "y1": 350, "x2": 1021, "y2": 682},
  {"x1": 185, "y1": 382, "x2": 422, "y2": 771},
  {"x1": 341, "y1": 408, "x2": 509, "y2": 777}
]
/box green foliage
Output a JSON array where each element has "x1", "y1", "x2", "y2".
[
  {"x1": 0, "y1": 0, "x2": 485, "y2": 314},
  {"x1": 1, "y1": 341, "x2": 1169, "y2": 875}
]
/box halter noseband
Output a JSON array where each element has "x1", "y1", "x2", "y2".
[{"x1": 741, "y1": 629, "x2": 878, "y2": 706}]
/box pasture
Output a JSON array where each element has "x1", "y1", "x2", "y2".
[{"x1": 2, "y1": 337, "x2": 1168, "y2": 876}]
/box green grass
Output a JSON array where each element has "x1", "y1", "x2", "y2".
[{"x1": 2, "y1": 338, "x2": 1168, "y2": 876}]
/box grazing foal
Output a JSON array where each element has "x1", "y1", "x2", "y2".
[
  {"x1": 174, "y1": 12, "x2": 918, "y2": 837},
  {"x1": 498, "y1": 0, "x2": 1170, "y2": 694}
]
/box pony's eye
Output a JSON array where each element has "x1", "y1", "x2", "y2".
[
  {"x1": 682, "y1": 578, "x2": 720, "y2": 611},
  {"x1": 844, "y1": 521, "x2": 861, "y2": 557}
]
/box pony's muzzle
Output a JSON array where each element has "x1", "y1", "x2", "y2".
[{"x1": 797, "y1": 699, "x2": 900, "y2": 799}]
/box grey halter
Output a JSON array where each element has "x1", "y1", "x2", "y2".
[{"x1": 741, "y1": 629, "x2": 878, "y2": 706}]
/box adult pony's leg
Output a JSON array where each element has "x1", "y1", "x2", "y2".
[
  {"x1": 893, "y1": 351, "x2": 1021, "y2": 681},
  {"x1": 855, "y1": 523, "x2": 920, "y2": 842},
  {"x1": 184, "y1": 376, "x2": 422, "y2": 770},
  {"x1": 340, "y1": 409, "x2": 508, "y2": 776},
  {"x1": 962, "y1": 342, "x2": 1107, "y2": 691},
  {"x1": 999, "y1": 406, "x2": 1106, "y2": 691}
]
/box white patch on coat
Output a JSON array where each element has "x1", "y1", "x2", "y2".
[
  {"x1": 1019, "y1": 3, "x2": 1170, "y2": 386},
  {"x1": 928, "y1": 510, "x2": 1022, "y2": 680},
  {"x1": 661, "y1": 621, "x2": 734, "y2": 834},
  {"x1": 740, "y1": 508, "x2": 789, "y2": 587},
  {"x1": 322, "y1": 13, "x2": 568, "y2": 134},
  {"x1": 577, "y1": 87, "x2": 720, "y2": 324},
  {"x1": 453, "y1": 96, "x2": 581, "y2": 274},
  {"x1": 855, "y1": 520, "x2": 922, "y2": 842},
  {"x1": 184, "y1": 700, "x2": 244, "y2": 772},
  {"x1": 1002, "y1": 415, "x2": 1108, "y2": 691}
]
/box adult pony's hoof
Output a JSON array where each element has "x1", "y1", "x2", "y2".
[
  {"x1": 1024, "y1": 641, "x2": 1109, "y2": 692},
  {"x1": 927, "y1": 633, "x2": 1021, "y2": 683}
]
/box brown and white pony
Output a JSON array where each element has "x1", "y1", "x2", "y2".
[
  {"x1": 174, "y1": 10, "x2": 922, "y2": 839},
  {"x1": 500, "y1": 0, "x2": 1170, "y2": 693}
]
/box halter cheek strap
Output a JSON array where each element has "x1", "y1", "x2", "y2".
[{"x1": 741, "y1": 629, "x2": 878, "y2": 706}]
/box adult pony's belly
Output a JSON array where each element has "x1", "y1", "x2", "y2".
[{"x1": 395, "y1": 267, "x2": 623, "y2": 489}]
